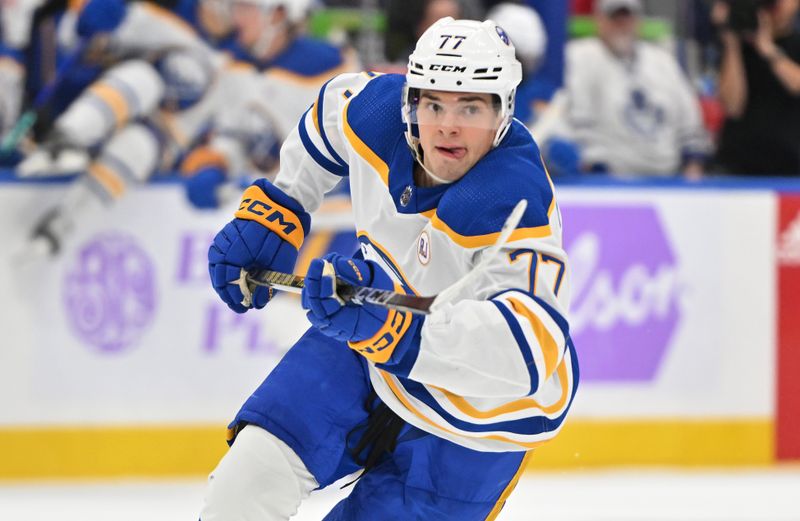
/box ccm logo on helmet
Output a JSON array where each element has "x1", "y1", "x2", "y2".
[{"x1": 429, "y1": 64, "x2": 467, "y2": 72}]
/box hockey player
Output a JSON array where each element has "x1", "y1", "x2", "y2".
[
  {"x1": 14, "y1": 0, "x2": 227, "y2": 255},
  {"x1": 180, "y1": 0, "x2": 359, "y2": 209},
  {"x1": 200, "y1": 17, "x2": 578, "y2": 520},
  {"x1": 17, "y1": 0, "x2": 353, "y2": 254}
]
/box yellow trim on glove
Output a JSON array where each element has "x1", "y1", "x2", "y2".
[
  {"x1": 234, "y1": 185, "x2": 305, "y2": 250},
  {"x1": 348, "y1": 283, "x2": 413, "y2": 364}
]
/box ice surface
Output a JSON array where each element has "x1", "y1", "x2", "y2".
[{"x1": 0, "y1": 468, "x2": 798, "y2": 521}]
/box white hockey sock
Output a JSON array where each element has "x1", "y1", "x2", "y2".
[{"x1": 199, "y1": 425, "x2": 318, "y2": 521}]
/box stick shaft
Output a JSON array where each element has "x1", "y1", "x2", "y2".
[{"x1": 245, "y1": 270, "x2": 436, "y2": 315}]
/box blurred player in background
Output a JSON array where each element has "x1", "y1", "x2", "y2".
[
  {"x1": 199, "y1": 16, "x2": 578, "y2": 520},
  {"x1": 180, "y1": 0, "x2": 359, "y2": 210},
  {"x1": 533, "y1": 0, "x2": 710, "y2": 178},
  {"x1": 12, "y1": 0, "x2": 224, "y2": 255},
  {"x1": 11, "y1": 0, "x2": 355, "y2": 256}
]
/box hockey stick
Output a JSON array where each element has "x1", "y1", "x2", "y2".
[
  {"x1": 232, "y1": 199, "x2": 528, "y2": 315},
  {"x1": 0, "y1": 39, "x2": 89, "y2": 155}
]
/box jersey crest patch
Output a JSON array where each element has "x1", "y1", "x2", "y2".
[{"x1": 417, "y1": 230, "x2": 431, "y2": 265}]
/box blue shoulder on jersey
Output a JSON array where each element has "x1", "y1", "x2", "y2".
[
  {"x1": 436, "y1": 121, "x2": 555, "y2": 237},
  {"x1": 174, "y1": 0, "x2": 199, "y2": 25},
  {"x1": 270, "y1": 37, "x2": 344, "y2": 77},
  {"x1": 345, "y1": 74, "x2": 450, "y2": 213},
  {"x1": 173, "y1": 0, "x2": 238, "y2": 51},
  {"x1": 345, "y1": 73, "x2": 406, "y2": 164}
]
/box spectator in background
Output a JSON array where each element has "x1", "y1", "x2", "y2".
[
  {"x1": 385, "y1": 0, "x2": 462, "y2": 62},
  {"x1": 713, "y1": 0, "x2": 800, "y2": 176},
  {"x1": 536, "y1": 0, "x2": 709, "y2": 178}
]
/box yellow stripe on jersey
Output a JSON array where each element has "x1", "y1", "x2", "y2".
[
  {"x1": 379, "y1": 370, "x2": 553, "y2": 450},
  {"x1": 507, "y1": 297, "x2": 561, "y2": 379},
  {"x1": 89, "y1": 163, "x2": 126, "y2": 199},
  {"x1": 435, "y1": 355, "x2": 571, "y2": 420},
  {"x1": 265, "y1": 61, "x2": 354, "y2": 87},
  {"x1": 485, "y1": 450, "x2": 534, "y2": 521},
  {"x1": 234, "y1": 186, "x2": 306, "y2": 250},
  {"x1": 225, "y1": 60, "x2": 257, "y2": 74},
  {"x1": 428, "y1": 212, "x2": 552, "y2": 249},
  {"x1": 311, "y1": 98, "x2": 321, "y2": 136},
  {"x1": 343, "y1": 101, "x2": 390, "y2": 185},
  {"x1": 88, "y1": 83, "x2": 130, "y2": 128}
]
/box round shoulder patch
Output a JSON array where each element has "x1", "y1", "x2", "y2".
[{"x1": 417, "y1": 230, "x2": 431, "y2": 265}]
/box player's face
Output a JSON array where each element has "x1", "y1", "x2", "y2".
[
  {"x1": 232, "y1": 2, "x2": 284, "y2": 52},
  {"x1": 597, "y1": 9, "x2": 639, "y2": 56},
  {"x1": 199, "y1": 0, "x2": 234, "y2": 39},
  {"x1": 416, "y1": 90, "x2": 500, "y2": 183}
]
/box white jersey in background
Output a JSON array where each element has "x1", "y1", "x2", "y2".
[
  {"x1": 198, "y1": 38, "x2": 359, "y2": 177},
  {"x1": 562, "y1": 38, "x2": 709, "y2": 176}
]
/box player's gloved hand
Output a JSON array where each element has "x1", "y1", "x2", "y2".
[
  {"x1": 303, "y1": 253, "x2": 421, "y2": 364},
  {"x1": 77, "y1": 0, "x2": 127, "y2": 39},
  {"x1": 184, "y1": 166, "x2": 226, "y2": 209},
  {"x1": 208, "y1": 179, "x2": 310, "y2": 313}
]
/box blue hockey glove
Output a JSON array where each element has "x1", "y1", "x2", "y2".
[
  {"x1": 185, "y1": 166, "x2": 226, "y2": 209},
  {"x1": 302, "y1": 253, "x2": 418, "y2": 364},
  {"x1": 208, "y1": 179, "x2": 310, "y2": 313},
  {"x1": 77, "y1": 0, "x2": 127, "y2": 39}
]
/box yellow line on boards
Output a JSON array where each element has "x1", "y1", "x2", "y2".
[
  {"x1": 525, "y1": 418, "x2": 774, "y2": 470},
  {"x1": 0, "y1": 419, "x2": 775, "y2": 479},
  {"x1": 0, "y1": 425, "x2": 229, "y2": 480}
]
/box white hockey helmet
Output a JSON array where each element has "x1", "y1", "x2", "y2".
[
  {"x1": 403, "y1": 17, "x2": 523, "y2": 149},
  {"x1": 486, "y1": 3, "x2": 547, "y2": 75}
]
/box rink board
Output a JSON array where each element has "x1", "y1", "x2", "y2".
[{"x1": 0, "y1": 181, "x2": 794, "y2": 477}]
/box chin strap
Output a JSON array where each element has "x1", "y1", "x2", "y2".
[{"x1": 411, "y1": 144, "x2": 454, "y2": 185}]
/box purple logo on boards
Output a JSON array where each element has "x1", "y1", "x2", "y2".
[
  {"x1": 63, "y1": 233, "x2": 157, "y2": 353},
  {"x1": 563, "y1": 205, "x2": 681, "y2": 382}
]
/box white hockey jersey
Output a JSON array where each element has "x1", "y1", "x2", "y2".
[
  {"x1": 203, "y1": 38, "x2": 359, "y2": 176},
  {"x1": 273, "y1": 72, "x2": 579, "y2": 453},
  {"x1": 562, "y1": 38, "x2": 709, "y2": 176}
]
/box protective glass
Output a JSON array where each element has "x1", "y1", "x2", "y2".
[{"x1": 407, "y1": 90, "x2": 503, "y2": 131}]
